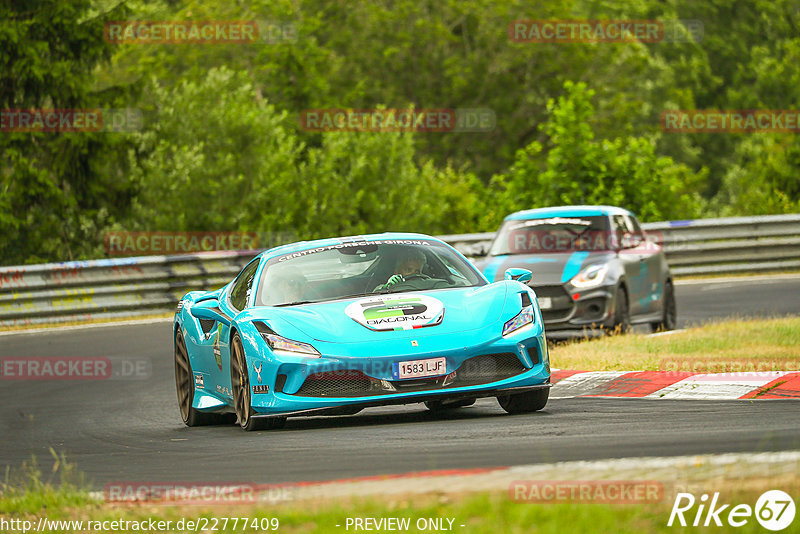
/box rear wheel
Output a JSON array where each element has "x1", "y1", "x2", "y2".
[
  {"x1": 497, "y1": 388, "x2": 549, "y2": 414},
  {"x1": 174, "y1": 330, "x2": 234, "y2": 426},
  {"x1": 231, "y1": 332, "x2": 286, "y2": 431},
  {"x1": 651, "y1": 281, "x2": 677, "y2": 332},
  {"x1": 425, "y1": 398, "x2": 476, "y2": 411}
]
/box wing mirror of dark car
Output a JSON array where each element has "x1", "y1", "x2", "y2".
[
  {"x1": 619, "y1": 233, "x2": 643, "y2": 249},
  {"x1": 504, "y1": 268, "x2": 532, "y2": 283},
  {"x1": 189, "y1": 300, "x2": 232, "y2": 326}
]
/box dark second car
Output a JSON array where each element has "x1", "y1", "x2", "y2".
[{"x1": 475, "y1": 205, "x2": 676, "y2": 333}]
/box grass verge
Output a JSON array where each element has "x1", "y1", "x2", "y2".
[
  {"x1": 549, "y1": 316, "x2": 800, "y2": 372},
  {"x1": 1, "y1": 466, "x2": 796, "y2": 533}
]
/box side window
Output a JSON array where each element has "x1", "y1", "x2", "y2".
[
  {"x1": 625, "y1": 215, "x2": 644, "y2": 247},
  {"x1": 612, "y1": 215, "x2": 630, "y2": 248},
  {"x1": 627, "y1": 215, "x2": 644, "y2": 236},
  {"x1": 229, "y1": 260, "x2": 260, "y2": 311}
]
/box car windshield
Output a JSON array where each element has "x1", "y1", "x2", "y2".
[
  {"x1": 255, "y1": 239, "x2": 485, "y2": 306},
  {"x1": 488, "y1": 216, "x2": 614, "y2": 255}
]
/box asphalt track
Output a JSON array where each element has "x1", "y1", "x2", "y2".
[{"x1": 1, "y1": 276, "x2": 799, "y2": 488}]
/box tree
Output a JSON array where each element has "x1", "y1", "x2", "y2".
[
  {"x1": 0, "y1": 0, "x2": 133, "y2": 264},
  {"x1": 492, "y1": 81, "x2": 705, "y2": 222}
]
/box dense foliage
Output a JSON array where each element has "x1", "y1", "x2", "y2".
[{"x1": 2, "y1": 0, "x2": 799, "y2": 264}]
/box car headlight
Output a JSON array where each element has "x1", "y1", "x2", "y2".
[
  {"x1": 503, "y1": 306, "x2": 535, "y2": 337},
  {"x1": 261, "y1": 333, "x2": 320, "y2": 357},
  {"x1": 569, "y1": 264, "x2": 609, "y2": 289}
]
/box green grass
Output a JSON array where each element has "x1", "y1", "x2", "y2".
[
  {"x1": 3, "y1": 481, "x2": 797, "y2": 533},
  {"x1": 550, "y1": 316, "x2": 800, "y2": 372},
  {"x1": 0, "y1": 450, "x2": 92, "y2": 516},
  {"x1": 2, "y1": 450, "x2": 798, "y2": 533}
]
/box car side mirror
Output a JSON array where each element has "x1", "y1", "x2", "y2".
[
  {"x1": 624, "y1": 233, "x2": 643, "y2": 248},
  {"x1": 189, "y1": 300, "x2": 232, "y2": 326},
  {"x1": 504, "y1": 268, "x2": 532, "y2": 283}
]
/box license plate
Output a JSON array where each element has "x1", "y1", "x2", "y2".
[
  {"x1": 392, "y1": 357, "x2": 446, "y2": 380},
  {"x1": 537, "y1": 297, "x2": 552, "y2": 310}
]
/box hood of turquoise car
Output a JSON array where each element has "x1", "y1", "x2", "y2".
[{"x1": 264, "y1": 284, "x2": 511, "y2": 343}]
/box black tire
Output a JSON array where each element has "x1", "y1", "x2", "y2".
[
  {"x1": 231, "y1": 332, "x2": 286, "y2": 431},
  {"x1": 651, "y1": 280, "x2": 677, "y2": 332},
  {"x1": 497, "y1": 388, "x2": 549, "y2": 414},
  {"x1": 611, "y1": 286, "x2": 631, "y2": 334},
  {"x1": 174, "y1": 330, "x2": 235, "y2": 426},
  {"x1": 425, "y1": 398, "x2": 476, "y2": 411}
]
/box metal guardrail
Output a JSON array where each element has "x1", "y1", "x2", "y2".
[
  {"x1": 2, "y1": 214, "x2": 798, "y2": 327},
  {"x1": 0, "y1": 252, "x2": 258, "y2": 327}
]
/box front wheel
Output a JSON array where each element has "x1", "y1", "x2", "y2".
[
  {"x1": 174, "y1": 330, "x2": 234, "y2": 426},
  {"x1": 611, "y1": 286, "x2": 631, "y2": 335},
  {"x1": 231, "y1": 332, "x2": 286, "y2": 431},
  {"x1": 651, "y1": 281, "x2": 677, "y2": 332},
  {"x1": 497, "y1": 388, "x2": 549, "y2": 414}
]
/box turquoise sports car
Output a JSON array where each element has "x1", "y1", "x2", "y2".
[{"x1": 174, "y1": 233, "x2": 551, "y2": 431}]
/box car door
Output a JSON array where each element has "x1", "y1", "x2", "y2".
[
  {"x1": 613, "y1": 214, "x2": 645, "y2": 316},
  {"x1": 209, "y1": 259, "x2": 260, "y2": 399},
  {"x1": 627, "y1": 214, "x2": 665, "y2": 316}
]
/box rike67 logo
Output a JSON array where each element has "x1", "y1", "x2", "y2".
[{"x1": 668, "y1": 490, "x2": 795, "y2": 531}]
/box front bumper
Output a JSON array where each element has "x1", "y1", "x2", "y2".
[
  {"x1": 246, "y1": 326, "x2": 550, "y2": 416},
  {"x1": 532, "y1": 284, "x2": 615, "y2": 330},
  {"x1": 251, "y1": 384, "x2": 551, "y2": 419}
]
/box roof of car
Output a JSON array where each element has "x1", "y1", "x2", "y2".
[
  {"x1": 258, "y1": 232, "x2": 446, "y2": 261},
  {"x1": 504, "y1": 205, "x2": 633, "y2": 221}
]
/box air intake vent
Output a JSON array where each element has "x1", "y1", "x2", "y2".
[
  {"x1": 526, "y1": 346, "x2": 540, "y2": 365},
  {"x1": 295, "y1": 371, "x2": 376, "y2": 397},
  {"x1": 275, "y1": 374, "x2": 287, "y2": 393},
  {"x1": 450, "y1": 353, "x2": 526, "y2": 387}
]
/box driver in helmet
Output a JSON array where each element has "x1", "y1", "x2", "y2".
[
  {"x1": 272, "y1": 272, "x2": 306, "y2": 304},
  {"x1": 374, "y1": 250, "x2": 428, "y2": 291}
]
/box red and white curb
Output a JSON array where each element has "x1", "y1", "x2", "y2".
[{"x1": 551, "y1": 370, "x2": 800, "y2": 399}]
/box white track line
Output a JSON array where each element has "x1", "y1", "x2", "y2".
[
  {"x1": 648, "y1": 371, "x2": 788, "y2": 399},
  {"x1": 0, "y1": 317, "x2": 172, "y2": 337},
  {"x1": 676, "y1": 273, "x2": 800, "y2": 285}
]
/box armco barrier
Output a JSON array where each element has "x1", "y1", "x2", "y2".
[
  {"x1": 442, "y1": 214, "x2": 800, "y2": 277},
  {"x1": 1, "y1": 214, "x2": 798, "y2": 327},
  {"x1": 0, "y1": 252, "x2": 256, "y2": 327}
]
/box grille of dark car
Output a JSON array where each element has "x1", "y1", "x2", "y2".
[
  {"x1": 542, "y1": 310, "x2": 573, "y2": 322},
  {"x1": 532, "y1": 284, "x2": 573, "y2": 323},
  {"x1": 532, "y1": 285, "x2": 572, "y2": 305},
  {"x1": 290, "y1": 353, "x2": 529, "y2": 398}
]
